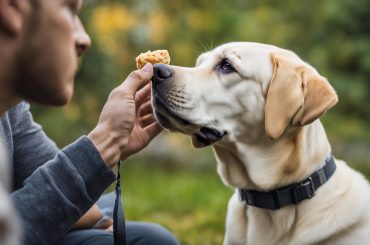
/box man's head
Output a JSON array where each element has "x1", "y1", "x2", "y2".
[{"x1": 0, "y1": 0, "x2": 91, "y2": 106}]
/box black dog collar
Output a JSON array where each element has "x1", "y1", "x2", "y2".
[{"x1": 238, "y1": 154, "x2": 336, "y2": 210}]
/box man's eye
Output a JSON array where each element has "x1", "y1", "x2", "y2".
[{"x1": 216, "y1": 59, "x2": 236, "y2": 74}]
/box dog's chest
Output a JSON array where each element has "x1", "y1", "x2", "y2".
[{"x1": 246, "y1": 208, "x2": 297, "y2": 245}]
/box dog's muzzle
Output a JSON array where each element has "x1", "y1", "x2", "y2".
[
  {"x1": 194, "y1": 127, "x2": 227, "y2": 146},
  {"x1": 151, "y1": 64, "x2": 226, "y2": 145},
  {"x1": 152, "y1": 64, "x2": 190, "y2": 129}
]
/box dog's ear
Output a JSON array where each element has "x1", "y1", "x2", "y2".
[{"x1": 265, "y1": 53, "x2": 338, "y2": 140}]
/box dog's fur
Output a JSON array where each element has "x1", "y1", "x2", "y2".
[{"x1": 152, "y1": 42, "x2": 370, "y2": 244}]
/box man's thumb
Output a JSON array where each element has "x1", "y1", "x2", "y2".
[{"x1": 122, "y1": 63, "x2": 153, "y2": 92}]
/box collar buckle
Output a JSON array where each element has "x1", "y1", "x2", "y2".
[
  {"x1": 239, "y1": 189, "x2": 255, "y2": 205},
  {"x1": 292, "y1": 176, "x2": 316, "y2": 204}
]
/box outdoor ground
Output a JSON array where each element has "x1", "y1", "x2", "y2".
[{"x1": 116, "y1": 162, "x2": 232, "y2": 245}]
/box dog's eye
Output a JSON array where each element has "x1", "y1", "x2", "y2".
[{"x1": 217, "y1": 59, "x2": 236, "y2": 74}]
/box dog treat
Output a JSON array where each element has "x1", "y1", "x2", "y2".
[{"x1": 135, "y1": 50, "x2": 170, "y2": 69}]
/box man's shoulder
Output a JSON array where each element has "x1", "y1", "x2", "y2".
[
  {"x1": 6, "y1": 101, "x2": 32, "y2": 126},
  {"x1": 1, "y1": 101, "x2": 38, "y2": 140},
  {"x1": 7, "y1": 101, "x2": 30, "y2": 116},
  {"x1": 1, "y1": 102, "x2": 30, "y2": 124}
]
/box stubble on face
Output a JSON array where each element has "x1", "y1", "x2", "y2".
[{"x1": 12, "y1": 0, "x2": 83, "y2": 106}]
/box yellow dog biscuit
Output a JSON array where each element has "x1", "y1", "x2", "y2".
[{"x1": 135, "y1": 50, "x2": 170, "y2": 69}]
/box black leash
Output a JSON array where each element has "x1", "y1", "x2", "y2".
[{"x1": 113, "y1": 160, "x2": 126, "y2": 245}]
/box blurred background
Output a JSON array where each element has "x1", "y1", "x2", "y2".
[{"x1": 31, "y1": 0, "x2": 370, "y2": 244}]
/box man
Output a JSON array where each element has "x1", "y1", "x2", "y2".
[
  {"x1": 0, "y1": 0, "x2": 179, "y2": 244},
  {"x1": 0, "y1": 139, "x2": 21, "y2": 245}
]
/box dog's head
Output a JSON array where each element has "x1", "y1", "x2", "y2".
[{"x1": 152, "y1": 42, "x2": 338, "y2": 147}]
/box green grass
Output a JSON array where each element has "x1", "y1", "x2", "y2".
[
  {"x1": 116, "y1": 163, "x2": 232, "y2": 245},
  {"x1": 104, "y1": 133, "x2": 370, "y2": 245}
]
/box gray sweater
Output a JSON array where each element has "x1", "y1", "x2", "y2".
[{"x1": 0, "y1": 102, "x2": 116, "y2": 245}]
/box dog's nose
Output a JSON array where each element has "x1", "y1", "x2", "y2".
[{"x1": 152, "y1": 64, "x2": 173, "y2": 85}]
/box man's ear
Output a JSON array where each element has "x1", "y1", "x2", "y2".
[
  {"x1": 264, "y1": 53, "x2": 338, "y2": 140},
  {"x1": 0, "y1": 0, "x2": 28, "y2": 36}
]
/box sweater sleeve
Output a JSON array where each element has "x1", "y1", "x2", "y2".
[
  {"x1": 9, "y1": 102, "x2": 59, "y2": 189},
  {"x1": 10, "y1": 103, "x2": 116, "y2": 245}
]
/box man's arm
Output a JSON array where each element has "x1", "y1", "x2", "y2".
[
  {"x1": 72, "y1": 204, "x2": 105, "y2": 230},
  {"x1": 10, "y1": 64, "x2": 160, "y2": 245},
  {"x1": 9, "y1": 103, "x2": 59, "y2": 189},
  {"x1": 11, "y1": 134, "x2": 115, "y2": 245},
  {"x1": 9, "y1": 102, "x2": 106, "y2": 229},
  {"x1": 9, "y1": 103, "x2": 115, "y2": 244}
]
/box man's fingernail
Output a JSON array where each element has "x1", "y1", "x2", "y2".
[{"x1": 142, "y1": 63, "x2": 152, "y2": 72}]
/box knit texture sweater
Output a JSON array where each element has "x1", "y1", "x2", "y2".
[{"x1": 0, "y1": 102, "x2": 115, "y2": 245}]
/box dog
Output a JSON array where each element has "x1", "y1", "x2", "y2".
[{"x1": 151, "y1": 42, "x2": 370, "y2": 244}]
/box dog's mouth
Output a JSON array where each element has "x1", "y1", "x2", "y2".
[
  {"x1": 193, "y1": 127, "x2": 227, "y2": 147},
  {"x1": 153, "y1": 94, "x2": 227, "y2": 146},
  {"x1": 152, "y1": 95, "x2": 191, "y2": 130}
]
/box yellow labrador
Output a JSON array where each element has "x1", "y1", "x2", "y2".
[{"x1": 151, "y1": 42, "x2": 370, "y2": 245}]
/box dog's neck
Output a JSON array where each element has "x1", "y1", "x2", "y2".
[{"x1": 213, "y1": 120, "x2": 332, "y2": 191}]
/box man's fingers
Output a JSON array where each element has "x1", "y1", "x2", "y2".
[
  {"x1": 135, "y1": 83, "x2": 152, "y2": 105},
  {"x1": 139, "y1": 114, "x2": 157, "y2": 128},
  {"x1": 144, "y1": 122, "x2": 162, "y2": 138},
  {"x1": 138, "y1": 100, "x2": 153, "y2": 117},
  {"x1": 138, "y1": 100, "x2": 157, "y2": 127},
  {"x1": 121, "y1": 63, "x2": 153, "y2": 93}
]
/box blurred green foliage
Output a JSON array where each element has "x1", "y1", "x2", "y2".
[{"x1": 31, "y1": 0, "x2": 370, "y2": 244}]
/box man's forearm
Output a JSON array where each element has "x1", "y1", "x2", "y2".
[
  {"x1": 11, "y1": 137, "x2": 115, "y2": 245},
  {"x1": 72, "y1": 204, "x2": 103, "y2": 229}
]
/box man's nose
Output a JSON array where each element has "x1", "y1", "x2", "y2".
[
  {"x1": 152, "y1": 64, "x2": 173, "y2": 86},
  {"x1": 75, "y1": 18, "x2": 91, "y2": 57}
]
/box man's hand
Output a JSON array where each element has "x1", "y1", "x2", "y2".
[
  {"x1": 120, "y1": 82, "x2": 162, "y2": 159},
  {"x1": 72, "y1": 204, "x2": 103, "y2": 229},
  {"x1": 88, "y1": 63, "x2": 162, "y2": 168}
]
